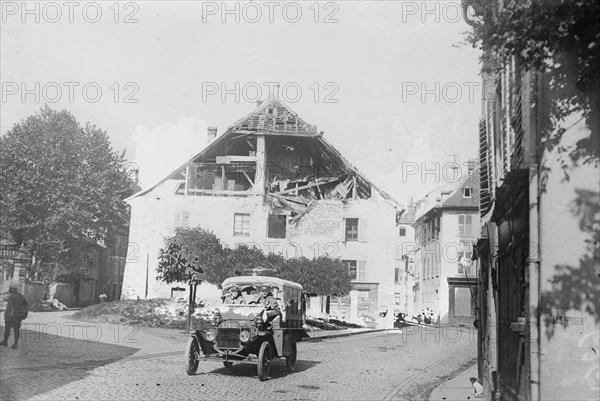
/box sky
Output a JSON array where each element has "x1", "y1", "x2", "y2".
[{"x1": 1, "y1": 0, "x2": 482, "y2": 204}]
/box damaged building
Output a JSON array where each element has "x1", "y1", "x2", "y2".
[{"x1": 122, "y1": 99, "x2": 402, "y2": 329}]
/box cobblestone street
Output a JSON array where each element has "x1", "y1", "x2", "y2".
[{"x1": 0, "y1": 312, "x2": 476, "y2": 401}]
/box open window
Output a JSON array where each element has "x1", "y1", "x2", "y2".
[
  {"x1": 267, "y1": 214, "x2": 287, "y2": 239},
  {"x1": 341, "y1": 218, "x2": 368, "y2": 242},
  {"x1": 344, "y1": 259, "x2": 366, "y2": 281},
  {"x1": 345, "y1": 218, "x2": 359, "y2": 241}
]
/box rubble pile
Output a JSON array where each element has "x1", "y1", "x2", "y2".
[{"x1": 33, "y1": 298, "x2": 68, "y2": 311}]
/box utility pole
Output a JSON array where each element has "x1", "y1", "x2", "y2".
[{"x1": 145, "y1": 254, "x2": 149, "y2": 299}]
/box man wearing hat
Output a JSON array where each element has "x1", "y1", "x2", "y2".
[
  {"x1": 255, "y1": 285, "x2": 281, "y2": 324},
  {"x1": 225, "y1": 286, "x2": 245, "y2": 304},
  {"x1": 1, "y1": 282, "x2": 28, "y2": 349}
]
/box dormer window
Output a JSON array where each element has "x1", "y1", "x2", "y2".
[{"x1": 463, "y1": 187, "x2": 472, "y2": 198}]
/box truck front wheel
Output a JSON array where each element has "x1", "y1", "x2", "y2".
[
  {"x1": 257, "y1": 341, "x2": 272, "y2": 381},
  {"x1": 184, "y1": 337, "x2": 200, "y2": 375}
]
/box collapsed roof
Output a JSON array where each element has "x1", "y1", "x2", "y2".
[{"x1": 127, "y1": 99, "x2": 398, "y2": 219}]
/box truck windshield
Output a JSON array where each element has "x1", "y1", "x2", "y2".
[{"x1": 222, "y1": 285, "x2": 261, "y2": 304}]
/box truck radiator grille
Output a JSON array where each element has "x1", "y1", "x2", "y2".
[{"x1": 216, "y1": 328, "x2": 240, "y2": 348}]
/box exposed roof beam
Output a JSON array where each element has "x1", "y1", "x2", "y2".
[
  {"x1": 242, "y1": 171, "x2": 254, "y2": 186},
  {"x1": 272, "y1": 177, "x2": 341, "y2": 195}
]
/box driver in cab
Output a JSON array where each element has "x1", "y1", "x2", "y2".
[{"x1": 224, "y1": 286, "x2": 246, "y2": 304}]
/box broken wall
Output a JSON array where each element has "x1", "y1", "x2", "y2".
[{"x1": 123, "y1": 178, "x2": 397, "y2": 328}]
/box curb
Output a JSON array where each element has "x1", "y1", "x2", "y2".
[
  {"x1": 304, "y1": 328, "x2": 392, "y2": 341},
  {"x1": 428, "y1": 361, "x2": 479, "y2": 401},
  {"x1": 0, "y1": 308, "x2": 82, "y2": 312}
]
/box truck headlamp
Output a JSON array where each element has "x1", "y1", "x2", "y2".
[
  {"x1": 239, "y1": 329, "x2": 251, "y2": 343},
  {"x1": 203, "y1": 330, "x2": 216, "y2": 342}
]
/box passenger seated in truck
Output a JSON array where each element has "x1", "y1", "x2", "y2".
[{"x1": 253, "y1": 285, "x2": 281, "y2": 324}]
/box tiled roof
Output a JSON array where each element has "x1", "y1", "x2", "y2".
[
  {"x1": 441, "y1": 170, "x2": 480, "y2": 208},
  {"x1": 227, "y1": 98, "x2": 318, "y2": 135},
  {"x1": 414, "y1": 168, "x2": 479, "y2": 222},
  {"x1": 398, "y1": 206, "x2": 416, "y2": 223}
]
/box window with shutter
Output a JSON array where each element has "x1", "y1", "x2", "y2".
[
  {"x1": 458, "y1": 215, "x2": 473, "y2": 237},
  {"x1": 395, "y1": 244, "x2": 403, "y2": 259},
  {"x1": 479, "y1": 118, "x2": 492, "y2": 216},
  {"x1": 343, "y1": 260, "x2": 358, "y2": 280},
  {"x1": 358, "y1": 219, "x2": 368, "y2": 242},
  {"x1": 343, "y1": 218, "x2": 359, "y2": 241},
  {"x1": 358, "y1": 260, "x2": 367, "y2": 281},
  {"x1": 465, "y1": 216, "x2": 472, "y2": 236}
]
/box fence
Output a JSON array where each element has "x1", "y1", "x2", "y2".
[{"x1": 23, "y1": 282, "x2": 46, "y2": 307}]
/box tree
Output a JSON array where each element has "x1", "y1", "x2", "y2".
[
  {"x1": 223, "y1": 243, "x2": 268, "y2": 277},
  {"x1": 275, "y1": 256, "x2": 351, "y2": 296},
  {"x1": 0, "y1": 106, "x2": 135, "y2": 282},
  {"x1": 156, "y1": 225, "x2": 352, "y2": 297},
  {"x1": 157, "y1": 227, "x2": 230, "y2": 332},
  {"x1": 464, "y1": 0, "x2": 599, "y2": 171},
  {"x1": 156, "y1": 227, "x2": 226, "y2": 286}
]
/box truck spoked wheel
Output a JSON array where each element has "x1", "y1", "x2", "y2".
[
  {"x1": 184, "y1": 337, "x2": 200, "y2": 375},
  {"x1": 286, "y1": 341, "x2": 297, "y2": 372},
  {"x1": 257, "y1": 341, "x2": 272, "y2": 381}
]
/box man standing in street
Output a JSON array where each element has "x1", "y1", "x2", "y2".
[{"x1": 1, "y1": 282, "x2": 29, "y2": 349}]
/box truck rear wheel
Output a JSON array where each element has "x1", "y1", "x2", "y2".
[{"x1": 285, "y1": 341, "x2": 297, "y2": 372}]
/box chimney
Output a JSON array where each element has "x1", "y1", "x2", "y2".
[
  {"x1": 467, "y1": 160, "x2": 476, "y2": 173},
  {"x1": 207, "y1": 126, "x2": 217, "y2": 143}
]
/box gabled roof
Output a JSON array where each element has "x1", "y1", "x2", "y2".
[
  {"x1": 398, "y1": 206, "x2": 416, "y2": 224},
  {"x1": 414, "y1": 168, "x2": 479, "y2": 223},
  {"x1": 227, "y1": 98, "x2": 318, "y2": 136},
  {"x1": 126, "y1": 99, "x2": 398, "y2": 207}
]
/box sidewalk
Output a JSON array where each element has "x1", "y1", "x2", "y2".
[
  {"x1": 429, "y1": 362, "x2": 480, "y2": 401},
  {"x1": 305, "y1": 327, "x2": 391, "y2": 341}
]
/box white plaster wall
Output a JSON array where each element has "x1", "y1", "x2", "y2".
[
  {"x1": 413, "y1": 211, "x2": 479, "y2": 324},
  {"x1": 122, "y1": 180, "x2": 398, "y2": 328},
  {"x1": 538, "y1": 115, "x2": 600, "y2": 400},
  {"x1": 394, "y1": 223, "x2": 416, "y2": 314}
]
